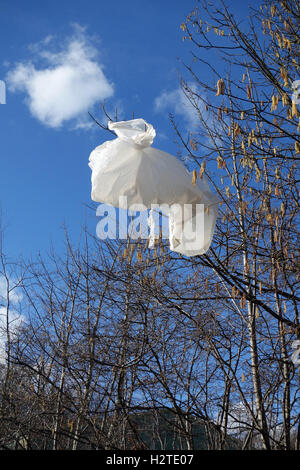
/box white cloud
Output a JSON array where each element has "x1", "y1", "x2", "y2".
[
  {"x1": 0, "y1": 276, "x2": 24, "y2": 364},
  {"x1": 0, "y1": 275, "x2": 23, "y2": 305},
  {"x1": 0, "y1": 307, "x2": 24, "y2": 364},
  {"x1": 6, "y1": 25, "x2": 114, "y2": 129},
  {"x1": 154, "y1": 85, "x2": 200, "y2": 130},
  {"x1": 226, "y1": 401, "x2": 254, "y2": 435},
  {"x1": 154, "y1": 84, "x2": 227, "y2": 152}
]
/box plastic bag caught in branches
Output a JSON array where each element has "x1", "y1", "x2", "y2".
[{"x1": 89, "y1": 118, "x2": 219, "y2": 256}]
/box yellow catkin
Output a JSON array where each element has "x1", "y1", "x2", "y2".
[
  {"x1": 190, "y1": 138, "x2": 198, "y2": 151},
  {"x1": 232, "y1": 286, "x2": 237, "y2": 299},
  {"x1": 216, "y1": 78, "x2": 225, "y2": 96},
  {"x1": 192, "y1": 169, "x2": 197, "y2": 186},
  {"x1": 247, "y1": 84, "x2": 251, "y2": 99},
  {"x1": 248, "y1": 133, "x2": 252, "y2": 147},
  {"x1": 271, "y1": 95, "x2": 278, "y2": 112},
  {"x1": 271, "y1": 5, "x2": 276, "y2": 17},
  {"x1": 217, "y1": 155, "x2": 224, "y2": 168},
  {"x1": 282, "y1": 34, "x2": 288, "y2": 49},
  {"x1": 282, "y1": 93, "x2": 288, "y2": 107},
  {"x1": 256, "y1": 168, "x2": 261, "y2": 182},
  {"x1": 199, "y1": 160, "x2": 206, "y2": 179},
  {"x1": 234, "y1": 122, "x2": 241, "y2": 137},
  {"x1": 276, "y1": 32, "x2": 282, "y2": 48},
  {"x1": 280, "y1": 67, "x2": 289, "y2": 87},
  {"x1": 292, "y1": 102, "x2": 299, "y2": 117}
]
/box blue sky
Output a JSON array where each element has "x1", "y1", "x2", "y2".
[{"x1": 0, "y1": 0, "x2": 257, "y2": 259}]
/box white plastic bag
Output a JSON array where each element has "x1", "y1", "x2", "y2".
[{"x1": 89, "y1": 118, "x2": 219, "y2": 256}]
